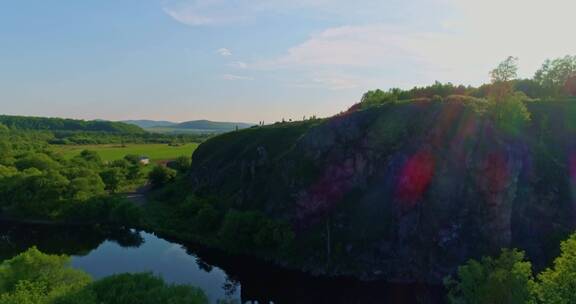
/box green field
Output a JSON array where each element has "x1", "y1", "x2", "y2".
[{"x1": 53, "y1": 143, "x2": 199, "y2": 163}]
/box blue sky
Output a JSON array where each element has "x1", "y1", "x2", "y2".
[{"x1": 1, "y1": 0, "x2": 575, "y2": 123}]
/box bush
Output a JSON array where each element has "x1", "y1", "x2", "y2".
[
  {"x1": 487, "y1": 92, "x2": 531, "y2": 136},
  {"x1": 0, "y1": 247, "x2": 92, "y2": 303},
  {"x1": 169, "y1": 156, "x2": 192, "y2": 174},
  {"x1": 444, "y1": 249, "x2": 536, "y2": 304},
  {"x1": 536, "y1": 234, "x2": 576, "y2": 304},
  {"x1": 194, "y1": 205, "x2": 221, "y2": 233},
  {"x1": 149, "y1": 166, "x2": 177, "y2": 188},
  {"x1": 64, "y1": 273, "x2": 208, "y2": 304}
]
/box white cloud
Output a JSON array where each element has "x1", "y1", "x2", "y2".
[
  {"x1": 216, "y1": 48, "x2": 232, "y2": 56},
  {"x1": 249, "y1": 0, "x2": 576, "y2": 89},
  {"x1": 255, "y1": 25, "x2": 421, "y2": 69},
  {"x1": 222, "y1": 74, "x2": 253, "y2": 81},
  {"x1": 166, "y1": 0, "x2": 576, "y2": 90}
]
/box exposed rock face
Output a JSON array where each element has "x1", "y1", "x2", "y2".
[{"x1": 189, "y1": 101, "x2": 576, "y2": 283}]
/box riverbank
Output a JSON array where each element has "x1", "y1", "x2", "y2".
[{"x1": 0, "y1": 221, "x2": 446, "y2": 304}]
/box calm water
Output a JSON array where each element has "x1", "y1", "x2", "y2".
[
  {"x1": 0, "y1": 223, "x2": 445, "y2": 304},
  {"x1": 71, "y1": 232, "x2": 240, "y2": 302}
]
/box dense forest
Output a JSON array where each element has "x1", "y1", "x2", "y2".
[
  {"x1": 0, "y1": 115, "x2": 210, "y2": 145},
  {"x1": 0, "y1": 115, "x2": 144, "y2": 133}
]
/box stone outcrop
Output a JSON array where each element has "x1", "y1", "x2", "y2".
[{"x1": 189, "y1": 101, "x2": 576, "y2": 283}]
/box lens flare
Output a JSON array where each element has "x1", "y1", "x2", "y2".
[{"x1": 395, "y1": 150, "x2": 436, "y2": 205}]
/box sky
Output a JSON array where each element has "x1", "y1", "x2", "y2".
[{"x1": 0, "y1": 0, "x2": 575, "y2": 123}]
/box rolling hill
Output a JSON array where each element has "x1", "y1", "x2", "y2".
[
  {"x1": 0, "y1": 115, "x2": 144, "y2": 133},
  {"x1": 124, "y1": 119, "x2": 254, "y2": 134},
  {"x1": 121, "y1": 120, "x2": 177, "y2": 129}
]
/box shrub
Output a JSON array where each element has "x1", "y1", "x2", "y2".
[
  {"x1": 149, "y1": 166, "x2": 177, "y2": 188},
  {"x1": 444, "y1": 249, "x2": 536, "y2": 304},
  {"x1": 536, "y1": 234, "x2": 576, "y2": 304},
  {"x1": 67, "y1": 273, "x2": 208, "y2": 304},
  {"x1": 169, "y1": 156, "x2": 192, "y2": 174},
  {"x1": 0, "y1": 247, "x2": 92, "y2": 303},
  {"x1": 487, "y1": 92, "x2": 531, "y2": 136},
  {"x1": 194, "y1": 205, "x2": 221, "y2": 233}
]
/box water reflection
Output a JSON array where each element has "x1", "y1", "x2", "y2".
[
  {"x1": 0, "y1": 222, "x2": 142, "y2": 260},
  {"x1": 0, "y1": 222, "x2": 444, "y2": 304}
]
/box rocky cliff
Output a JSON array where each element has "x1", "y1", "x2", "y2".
[{"x1": 189, "y1": 100, "x2": 576, "y2": 283}]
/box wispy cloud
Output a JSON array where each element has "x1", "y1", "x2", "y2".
[
  {"x1": 222, "y1": 74, "x2": 254, "y2": 81},
  {"x1": 229, "y1": 61, "x2": 247, "y2": 69},
  {"x1": 166, "y1": 0, "x2": 576, "y2": 91},
  {"x1": 248, "y1": 0, "x2": 576, "y2": 90},
  {"x1": 254, "y1": 25, "x2": 422, "y2": 69},
  {"x1": 161, "y1": 0, "x2": 426, "y2": 27},
  {"x1": 163, "y1": 6, "x2": 215, "y2": 25},
  {"x1": 216, "y1": 48, "x2": 232, "y2": 56}
]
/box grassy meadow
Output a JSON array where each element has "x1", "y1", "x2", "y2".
[{"x1": 53, "y1": 143, "x2": 199, "y2": 163}]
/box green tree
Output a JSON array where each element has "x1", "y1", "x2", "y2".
[
  {"x1": 444, "y1": 249, "x2": 536, "y2": 304},
  {"x1": 123, "y1": 154, "x2": 141, "y2": 165},
  {"x1": 100, "y1": 168, "x2": 125, "y2": 193},
  {"x1": 534, "y1": 55, "x2": 576, "y2": 97},
  {"x1": 67, "y1": 173, "x2": 106, "y2": 201},
  {"x1": 0, "y1": 123, "x2": 8, "y2": 133},
  {"x1": 491, "y1": 56, "x2": 519, "y2": 83},
  {"x1": 0, "y1": 140, "x2": 13, "y2": 162},
  {"x1": 536, "y1": 234, "x2": 576, "y2": 304},
  {"x1": 77, "y1": 150, "x2": 102, "y2": 165},
  {"x1": 58, "y1": 273, "x2": 208, "y2": 304},
  {"x1": 148, "y1": 166, "x2": 176, "y2": 188},
  {"x1": 0, "y1": 247, "x2": 91, "y2": 303},
  {"x1": 10, "y1": 171, "x2": 71, "y2": 218},
  {"x1": 194, "y1": 204, "x2": 221, "y2": 233},
  {"x1": 487, "y1": 92, "x2": 531, "y2": 136},
  {"x1": 359, "y1": 89, "x2": 398, "y2": 108},
  {"x1": 170, "y1": 156, "x2": 192, "y2": 174},
  {"x1": 14, "y1": 153, "x2": 60, "y2": 171}
]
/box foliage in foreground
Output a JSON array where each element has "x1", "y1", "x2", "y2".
[
  {"x1": 0, "y1": 248, "x2": 208, "y2": 304},
  {"x1": 445, "y1": 233, "x2": 576, "y2": 304}
]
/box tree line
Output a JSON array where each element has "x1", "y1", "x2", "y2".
[
  {"x1": 356, "y1": 55, "x2": 576, "y2": 111},
  {"x1": 0, "y1": 115, "x2": 144, "y2": 133}
]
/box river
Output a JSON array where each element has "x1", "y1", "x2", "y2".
[{"x1": 0, "y1": 222, "x2": 444, "y2": 303}]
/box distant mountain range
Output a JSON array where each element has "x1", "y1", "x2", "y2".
[
  {"x1": 122, "y1": 119, "x2": 254, "y2": 134},
  {"x1": 121, "y1": 120, "x2": 177, "y2": 129}
]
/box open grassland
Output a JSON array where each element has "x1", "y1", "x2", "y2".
[{"x1": 52, "y1": 143, "x2": 199, "y2": 162}]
